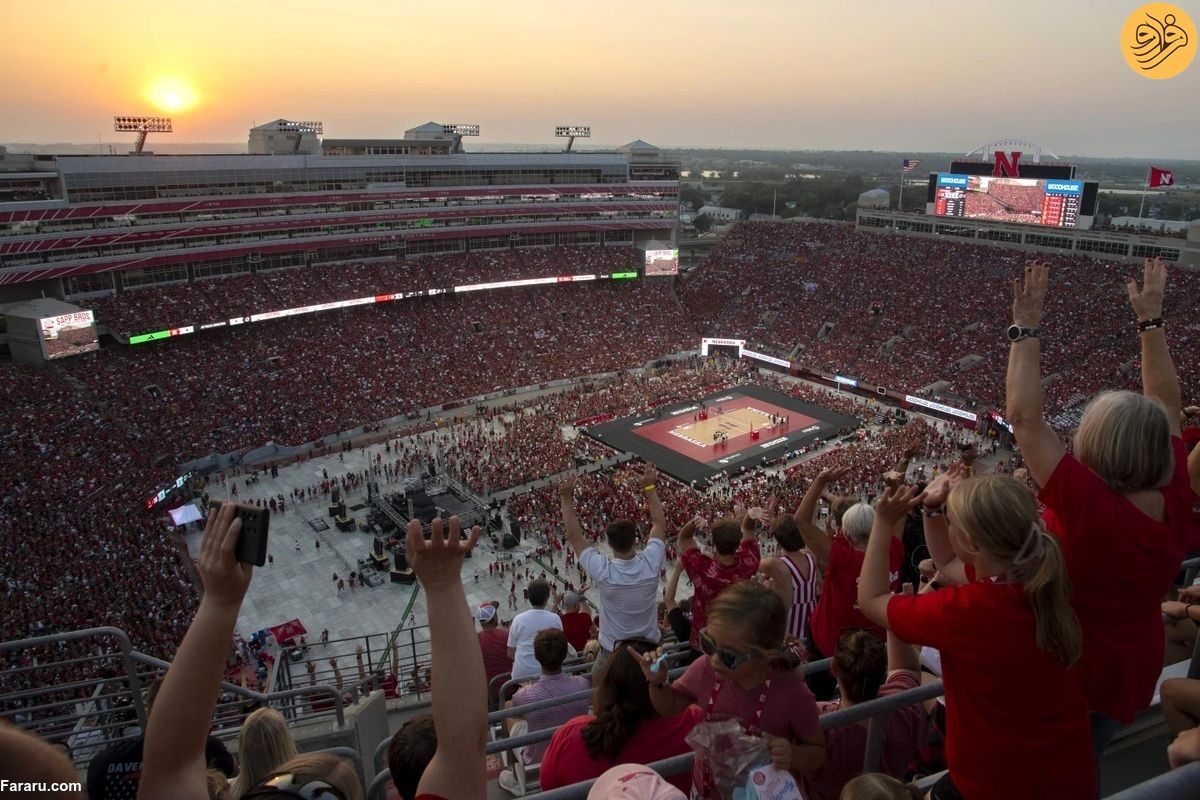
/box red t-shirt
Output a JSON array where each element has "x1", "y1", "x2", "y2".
[
  {"x1": 887, "y1": 578, "x2": 1094, "y2": 800},
  {"x1": 539, "y1": 706, "x2": 702, "y2": 793},
  {"x1": 682, "y1": 539, "x2": 762, "y2": 648},
  {"x1": 1039, "y1": 436, "x2": 1193, "y2": 722},
  {"x1": 803, "y1": 671, "x2": 926, "y2": 800},
  {"x1": 477, "y1": 627, "x2": 513, "y2": 688},
  {"x1": 673, "y1": 656, "x2": 821, "y2": 797},
  {"x1": 559, "y1": 611, "x2": 592, "y2": 652},
  {"x1": 811, "y1": 536, "x2": 903, "y2": 657}
]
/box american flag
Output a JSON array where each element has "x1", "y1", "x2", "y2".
[{"x1": 901, "y1": 159, "x2": 921, "y2": 173}]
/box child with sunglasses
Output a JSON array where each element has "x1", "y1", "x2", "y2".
[{"x1": 639, "y1": 581, "x2": 824, "y2": 799}]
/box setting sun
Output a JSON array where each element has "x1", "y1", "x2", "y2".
[{"x1": 145, "y1": 76, "x2": 198, "y2": 113}]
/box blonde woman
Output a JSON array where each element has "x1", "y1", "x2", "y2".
[
  {"x1": 859, "y1": 478, "x2": 1092, "y2": 800},
  {"x1": 230, "y1": 708, "x2": 298, "y2": 799},
  {"x1": 1005, "y1": 259, "x2": 1193, "y2": 763}
]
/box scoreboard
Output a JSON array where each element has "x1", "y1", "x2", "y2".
[
  {"x1": 1039, "y1": 180, "x2": 1083, "y2": 227},
  {"x1": 932, "y1": 173, "x2": 1084, "y2": 229},
  {"x1": 934, "y1": 174, "x2": 968, "y2": 217}
]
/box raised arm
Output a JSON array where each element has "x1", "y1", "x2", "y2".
[
  {"x1": 886, "y1": 625, "x2": 921, "y2": 677},
  {"x1": 641, "y1": 463, "x2": 667, "y2": 542},
  {"x1": 858, "y1": 486, "x2": 924, "y2": 627},
  {"x1": 410, "y1": 516, "x2": 486, "y2": 800},
  {"x1": 678, "y1": 516, "x2": 701, "y2": 554},
  {"x1": 1130, "y1": 258, "x2": 1182, "y2": 437},
  {"x1": 139, "y1": 503, "x2": 251, "y2": 800},
  {"x1": 919, "y1": 465, "x2": 968, "y2": 586},
  {"x1": 664, "y1": 560, "x2": 686, "y2": 612},
  {"x1": 795, "y1": 469, "x2": 846, "y2": 568},
  {"x1": 1189, "y1": 437, "x2": 1200, "y2": 496},
  {"x1": 557, "y1": 475, "x2": 588, "y2": 556},
  {"x1": 1005, "y1": 260, "x2": 1066, "y2": 488}
]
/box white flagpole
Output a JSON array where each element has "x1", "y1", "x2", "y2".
[
  {"x1": 898, "y1": 167, "x2": 904, "y2": 212},
  {"x1": 1139, "y1": 166, "x2": 1149, "y2": 219}
]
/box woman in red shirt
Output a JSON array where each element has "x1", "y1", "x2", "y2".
[
  {"x1": 1006, "y1": 259, "x2": 1193, "y2": 762},
  {"x1": 859, "y1": 478, "x2": 1093, "y2": 800},
  {"x1": 539, "y1": 639, "x2": 701, "y2": 793},
  {"x1": 796, "y1": 468, "x2": 904, "y2": 699}
]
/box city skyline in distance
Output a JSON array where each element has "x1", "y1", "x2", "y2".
[{"x1": 2, "y1": 0, "x2": 1199, "y2": 158}]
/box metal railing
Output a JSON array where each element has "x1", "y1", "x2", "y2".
[
  {"x1": 1107, "y1": 761, "x2": 1200, "y2": 799},
  {"x1": 0, "y1": 626, "x2": 351, "y2": 770}
]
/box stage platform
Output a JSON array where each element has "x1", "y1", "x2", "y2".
[{"x1": 583, "y1": 384, "x2": 858, "y2": 485}]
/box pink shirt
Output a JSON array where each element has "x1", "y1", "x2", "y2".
[{"x1": 673, "y1": 657, "x2": 821, "y2": 798}]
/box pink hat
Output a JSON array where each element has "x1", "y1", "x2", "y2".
[{"x1": 587, "y1": 765, "x2": 686, "y2": 800}]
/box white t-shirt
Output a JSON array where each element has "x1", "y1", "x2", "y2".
[
  {"x1": 580, "y1": 538, "x2": 666, "y2": 649},
  {"x1": 507, "y1": 608, "x2": 563, "y2": 681}
]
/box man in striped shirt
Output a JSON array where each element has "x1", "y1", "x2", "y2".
[{"x1": 500, "y1": 629, "x2": 590, "y2": 794}]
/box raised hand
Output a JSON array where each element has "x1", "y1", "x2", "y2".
[
  {"x1": 640, "y1": 461, "x2": 658, "y2": 487},
  {"x1": 634, "y1": 647, "x2": 670, "y2": 686},
  {"x1": 875, "y1": 484, "x2": 926, "y2": 526},
  {"x1": 817, "y1": 466, "x2": 852, "y2": 485},
  {"x1": 882, "y1": 470, "x2": 905, "y2": 490},
  {"x1": 1128, "y1": 257, "x2": 1167, "y2": 322},
  {"x1": 923, "y1": 463, "x2": 965, "y2": 508},
  {"x1": 733, "y1": 502, "x2": 747, "y2": 522},
  {"x1": 1012, "y1": 260, "x2": 1049, "y2": 327},
  {"x1": 557, "y1": 474, "x2": 578, "y2": 498},
  {"x1": 198, "y1": 502, "x2": 252, "y2": 609},
  {"x1": 406, "y1": 516, "x2": 481, "y2": 591}
]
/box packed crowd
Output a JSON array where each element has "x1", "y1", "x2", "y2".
[
  {"x1": 84, "y1": 247, "x2": 643, "y2": 336},
  {"x1": 679, "y1": 221, "x2": 1200, "y2": 420},
  {"x1": 5, "y1": 227, "x2": 1200, "y2": 798},
  {"x1": 34, "y1": 258, "x2": 1192, "y2": 799}
]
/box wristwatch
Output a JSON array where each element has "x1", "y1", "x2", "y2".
[{"x1": 1006, "y1": 324, "x2": 1040, "y2": 343}]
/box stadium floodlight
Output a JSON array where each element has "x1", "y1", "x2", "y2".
[
  {"x1": 555, "y1": 125, "x2": 591, "y2": 152},
  {"x1": 113, "y1": 116, "x2": 173, "y2": 154},
  {"x1": 272, "y1": 119, "x2": 324, "y2": 152},
  {"x1": 441, "y1": 123, "x2": 480, "y2": 153},
  {"x1": 273, "y1": 120, "x2": 324, "y2": 133}
]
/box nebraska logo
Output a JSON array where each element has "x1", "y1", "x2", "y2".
[{"x1": 992, "y1": 151, "x2": 1022, "y2": 178}]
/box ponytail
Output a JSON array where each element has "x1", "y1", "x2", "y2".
[
  {"x1": 947, "y1": 475, "x2": 1084, "y2": 668},
  {"x1": 1012, "y1": 526, "x2": 1082, "y2": 667}
]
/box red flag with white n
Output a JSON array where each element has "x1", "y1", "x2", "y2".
[{"x1": 1148, "y1": 166, "x2": 1174, "y2": 188}]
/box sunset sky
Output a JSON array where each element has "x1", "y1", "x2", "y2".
[{"x1": 2, "y1": 0, "x2": 1198, "y2": 156}]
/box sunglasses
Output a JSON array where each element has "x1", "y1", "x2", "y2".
[
  {"x1": 243, "y1": 774, "x2": 346, "y2": 800},
  {"x1": 698, "y1": 629, "x2": 757, "y2": 671}
]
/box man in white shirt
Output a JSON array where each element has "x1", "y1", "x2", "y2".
[
  {"x1": 558, "y1": 462, "x2": 667, "y2": 677},
  {"x1": 506, "y1": 579, "x2": 562, "y2": 681}
]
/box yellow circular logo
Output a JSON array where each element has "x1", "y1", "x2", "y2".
[{"x1": 1122, "y1": 3, "x2": 1196, "y2": 79}]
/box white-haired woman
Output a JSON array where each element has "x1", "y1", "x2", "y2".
[
  {"x1": 1005, "y1": 258, "x2": 1194, "y2": 765},
  {"x1": 795, "y1": 467, "x2": 905, "y2": 699}
]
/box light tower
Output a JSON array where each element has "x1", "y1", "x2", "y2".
[
  {"x1": 273, "y1": 119, "x2": 324, "y2": 153},
  {"x1": 555, "y1": 125, "x2": 591, "y2": 152},
  {"x1": 441, "y1": 123, "x2": 480, "y2": 154},
  {"x1": 113, "y1": 116, "x2": 173, "y2": 155}
]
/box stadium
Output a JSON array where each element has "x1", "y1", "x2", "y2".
[{"x1": 2, "y1": 120, "x2": 1200, "y2": 800}]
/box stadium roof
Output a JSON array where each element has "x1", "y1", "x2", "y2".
[
  {"x1": 3, "y1": 297, "x2": 82, "y2": 321},
  {"x1": 618, "y1": 139, "x2": 659, "y2": 153},
  {"x1": 249, "y1": 119, "x2": 291, "y2": 131}
]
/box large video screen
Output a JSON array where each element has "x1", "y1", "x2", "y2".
[
  {"x1": 645, "y1": 248, "x2": 680, "y2": 276},
  {"x1": 40, "y1": 310, "x2": 99, "y2": 359},
  {"x1": 933, "y1": 173, "x2": 1083, "y2": 228}
]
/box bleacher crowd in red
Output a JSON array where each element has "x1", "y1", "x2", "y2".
[{"x1": 2, "y1": 233, "x2": 1200, "y2": 799}]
